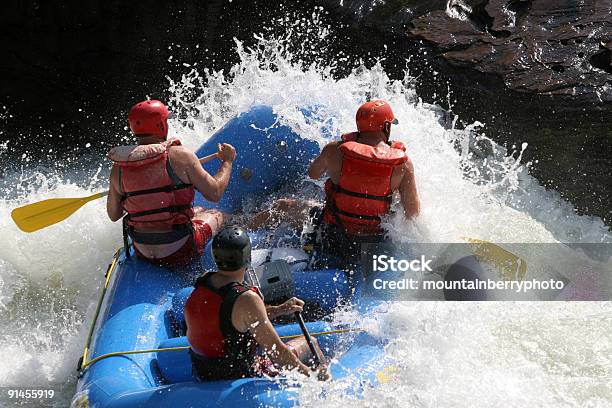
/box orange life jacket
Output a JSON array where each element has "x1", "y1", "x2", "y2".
[
  {"x1": 323, "y1": 132, "x2": 408, "y2": 237},
  {"x1": 185, "y1": 274, "x2": 263, "y2": 380},
  {"x1": 107, "y1": 139, "x2": 196, "y2": 245}
]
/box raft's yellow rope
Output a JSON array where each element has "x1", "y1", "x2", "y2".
[
  {"x1": 79, "y1": 327, "x2": 363, "y2": 371},
  {"x1": 79, "y1": 248, "x2": 122, "y2": 371}
]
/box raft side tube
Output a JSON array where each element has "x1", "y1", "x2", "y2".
[
  {"x1": 195, "y1": 105, "x2": 320, "y2": 213},
  {"x1": 74, "y1": 105, "x2": 391, "y2": 408},
  {"x1": 78, "y1": 256, "x2": 186, "y2": 404},
  {"x1": 156, "y1": 321, "x2": 333, "y2": 383}
]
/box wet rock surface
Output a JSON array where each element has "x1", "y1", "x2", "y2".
[
  {"x1": 409, "y1": 0, "x2": 612, "y2": 104},
  {"x1": 317, "y1": 0, "x2": 612, "y2": 104}
]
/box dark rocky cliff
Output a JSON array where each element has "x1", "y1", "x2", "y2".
[{"x1": 317, "y1": 0, "x2": 612, "y2": 104}]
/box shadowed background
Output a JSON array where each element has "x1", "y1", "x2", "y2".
[{"x1": 1, "y1": 0, "x2": 610, "y2": 224}]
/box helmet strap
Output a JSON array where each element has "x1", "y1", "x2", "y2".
[{"x1": 382, "y1": 122, "x2": 392, "y2": 141}]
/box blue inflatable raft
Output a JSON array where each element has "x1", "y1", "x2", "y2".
[{"x1": 71, "y1": 106, "x2": 393, "y2": 408}]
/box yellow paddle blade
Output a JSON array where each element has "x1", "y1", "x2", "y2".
[
  {"x1": 461, "y1": 237, "x2": 527, "y2": 281},
  {"x1": 11, "y1": 191, "x2": 108, "y2": 233},
  {"x1": 376, "y1": 365, "x2": 400, "y2": 384}
]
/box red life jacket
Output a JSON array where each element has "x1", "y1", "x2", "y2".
[
  {"x1": 184, "y1": 274, "x2": 263, "y2": 381},
  {"x1": 323, "y1": 132, "x2": 408, "y2": 236},
  {"x1": 107, "y1": 139, "x2": 196, "y2": 245}
]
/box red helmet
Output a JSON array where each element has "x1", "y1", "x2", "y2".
[
  {"x1": 355, "y1": 99, "x2": 398, "y2": 133},
  {"x1": 128, "y1": 100, "x2": 169, "y2": 138}
]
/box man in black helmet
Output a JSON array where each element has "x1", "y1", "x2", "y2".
[{"x1": 184, "y1": 225, "x2": 330, "y2": 381}]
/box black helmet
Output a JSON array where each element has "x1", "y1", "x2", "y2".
[{"x1": 212, "y1": 226, "x2": 252, "y2": 271}]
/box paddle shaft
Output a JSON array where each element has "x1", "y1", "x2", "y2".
[
  {"x1": 71, "y1": 154, "x2": 217, "y2": 200},
  {"x1": 69, "y1": 154, "x2": 217, "y2": 197},
  {"x1": 11, "y1": 152, "x2": 219, "y2": 233},
  {"x1": 294, "y1": 312, "x2": 321, "y2": 366},
  {"x1": 93, "y1": 154, "x2": 216, "y2": 197},
  {"x1": 199, "y1": 153, "x2": 218, "y2": 163}
]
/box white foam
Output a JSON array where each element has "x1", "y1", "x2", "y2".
[{"x1": 0, "y1": 9, "x2": 609, "y2": 406}]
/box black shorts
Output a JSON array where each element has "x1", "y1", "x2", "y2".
[
  {"x1": 316, "y1": 221, "x2": 384, "y2": 269},
  {"x1": 190, "y1": 349, "x2": 255, "y2": 381}
]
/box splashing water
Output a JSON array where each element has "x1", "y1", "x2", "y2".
[{"x1": 0, "y1": 9, "x2": 610, "y2": 407}]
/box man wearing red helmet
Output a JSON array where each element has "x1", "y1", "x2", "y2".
[
  {"x1": 247, "y1": 100, "x2": 420, "y2": 265},
  {"x1": 307, "y1": 99, "x2": 420, "y2": 263},
  {"x1": 106, "y1": 100, "x2": 236, "y2": 267}
]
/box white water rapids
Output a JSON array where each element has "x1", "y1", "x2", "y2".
[{"x1": 0, "y1": 10, "x2": 610, "y2": 408}]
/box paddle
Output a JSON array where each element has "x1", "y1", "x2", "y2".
[
  {"x1": 294, "y1": 311, "x2": 323, "y2": 367},
  {"x1": 11, "y1": 153, "x2": 219, "y2": 233},
  {"x1": 460, "y1": 237, "x2": 526, "y2": 281}
]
